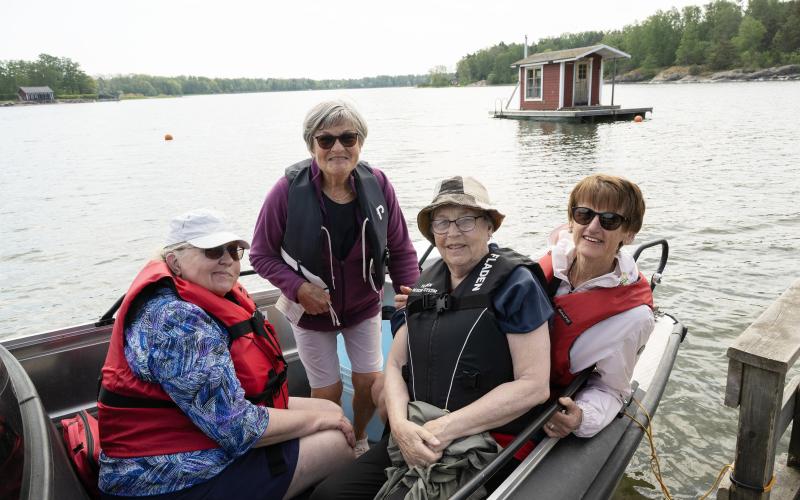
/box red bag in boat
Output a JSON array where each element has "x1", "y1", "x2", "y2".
[{"x1": 61, "y1": 410, "x2": 101, "y2": 499}]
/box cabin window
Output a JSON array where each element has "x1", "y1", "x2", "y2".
[
  {"x1": 578, "y1": 64, "x2": 587, "y2": 80},
  {"x1": 525, "y1": 66, "x2": 543, "y2": 100}
]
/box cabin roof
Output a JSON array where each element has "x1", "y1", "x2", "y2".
[
  {"x1": 18, "y1": 86, "x2": 54, "y2": 93},
  {"x1": 511, "y1": 44, "x2": 630, "y2": 67}
]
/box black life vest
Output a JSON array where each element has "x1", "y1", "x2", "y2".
[
  {"x1": 404, "y1": 247, "x2": 547, "y2": 435},
  {"x1": 282, "y1": 159, "x2": 389, "y2": 290}
]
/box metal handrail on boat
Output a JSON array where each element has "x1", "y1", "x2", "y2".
[{"x1": 450, "y1": 367, "x2": 595, "y2": 500}]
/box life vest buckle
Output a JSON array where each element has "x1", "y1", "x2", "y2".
[
  {"x1": 435, "y1": 294, "x2": 450, "y2": 313},
  {"x1": 251, "y1": 310, "x2": 268, "y2": 337}
]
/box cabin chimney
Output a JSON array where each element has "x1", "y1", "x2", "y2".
[{"x1": 524, "y1": 35, "x2": 528, "y2": 58}]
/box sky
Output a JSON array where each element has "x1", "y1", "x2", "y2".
[{"x1": 2, "y1": 0, "x2": 709, "y2": 80}]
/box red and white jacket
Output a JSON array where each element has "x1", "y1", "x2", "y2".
[{"x1": 543, "y1": 232, "x2": 655, "y2": 437}]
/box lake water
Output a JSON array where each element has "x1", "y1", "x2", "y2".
[{"x1": 1, "y1": 82, "x2": 799, "y2": 497}]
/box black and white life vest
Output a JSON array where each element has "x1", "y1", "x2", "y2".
[
  {"x1": 404, "y1": 247, "x2": 546, "y2": 435},
  {"x1": 281, "y1": 159, "x2": 389, "y2": 292}
]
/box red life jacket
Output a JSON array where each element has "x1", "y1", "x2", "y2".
[
  {"x1": 539, "y1": 253, "x2": 654, "y2": 387},
  {"x1": 98, "y1": 261, "x2": 289, "y2": 458}
]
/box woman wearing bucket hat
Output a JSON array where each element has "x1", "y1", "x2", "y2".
[
  {"x1": 250, "y1": 100, "x2": 420, "y2": 457},
  {"x1": 97, "y1": 209, "x2": 355, "y2": 500},
  {"x1": 311, "y1": 177, "x2": 553, "y2": 499}
]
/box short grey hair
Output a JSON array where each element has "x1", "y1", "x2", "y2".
[
  {"x1": 158, "y1": 242, "x2": 191, "y2": 263},
  {"x1": 302, "y1": 100, "x2": 368, "y2": 153}
]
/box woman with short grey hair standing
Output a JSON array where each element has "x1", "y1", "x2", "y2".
[{"x1": 250, "y1": 100, "x2": 420, "y2": 457}]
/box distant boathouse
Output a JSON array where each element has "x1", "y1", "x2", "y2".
[
  {"x1": 18, "y1": 86, "x2": 55, "y2": 102},
  {"x1": 493, "y1": 44, "x2": 652, "y2": 122}
]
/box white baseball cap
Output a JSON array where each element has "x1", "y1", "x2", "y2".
[{"x1": 164, "y1": 209, "x2": 250, "y2": 249}]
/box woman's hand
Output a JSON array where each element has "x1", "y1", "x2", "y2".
[
  {"x1": 543, "y1": 397, "x2": 582, "y2": 438},
  {"x1": 392, "y1": 419, "x2": 442, "y2": 467},
  {"x1": 297, "y1": 282, "x2": 331, "y2": 315},
  {"x1": 422, "y1": 416, "x2": 453, "y2": 454},
  {"x1": 394, "y1": 285, "x2": 412, "y2": 310},
  {"x1": 318, "y1": 411, "x2": 356, "y2": 448}
]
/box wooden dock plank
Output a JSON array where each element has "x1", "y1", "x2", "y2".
[{"x1": 727, "y1": 279, "x2": 800, "y2": 375}]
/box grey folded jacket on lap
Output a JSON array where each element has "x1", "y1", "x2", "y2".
[{"x1": 376, "y1": 401, "x2": 500, "y2": 500}]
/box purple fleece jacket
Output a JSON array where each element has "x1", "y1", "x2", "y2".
[{"x1": 250, "y1": 160, "x2": 420, "y2": 331}]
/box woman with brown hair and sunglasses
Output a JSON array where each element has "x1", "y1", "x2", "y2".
[
  {"x1": 540, "y1": 173, "x2": 655, "y2": 440},
  {"x1": 97, "y1": 209, "x2": 355, "y2": 499},
  {"x1": 250, "y1": 100, "x2": 420, "y2": 457}
]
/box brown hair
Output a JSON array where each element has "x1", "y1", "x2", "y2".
[{"x1": 567, "y1": 174, "x2": 645, "y2": 234}]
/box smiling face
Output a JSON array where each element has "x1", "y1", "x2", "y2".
[
  {"x1": 570, "y1": 201, "x2": 633, "y2": 264},
  {"x1": 166, "y1": 244, "x2": 240, "y2": 296},
  {"x1": 312, "y1": 122, "x2": 361, "y2": 181},
  {"x1": 432, "y1": 205, "x2": 492, "y2": 278}
]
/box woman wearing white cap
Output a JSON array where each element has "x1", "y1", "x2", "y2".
[
  {"x1": 312, "y1": 177, "x2": 553, "y2": 499},
  {"x1": 97, "y1": 209, "x2": 355, "y2": 499}
]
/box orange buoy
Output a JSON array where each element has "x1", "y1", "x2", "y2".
[
  {"x1": 634, "y1": 115, "x2": 643, "y2": 123},
  {"x1": 164, "y1": 133, "x2": 173, "y2": 141}
]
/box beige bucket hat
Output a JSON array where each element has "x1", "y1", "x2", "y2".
[{"x1": 417, "y1": 176, "x2": 505, "y2": 243}]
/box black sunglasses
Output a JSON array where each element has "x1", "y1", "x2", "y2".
[
  {"x1": 571, "y1": 206, "x2": 627, "y2": 230},
  {"x1": 314, "y1": 132, "x2": 359, "y2": 150},
  {"x1": 203, "y1": 244, "x2": 245, "y2": 261}
]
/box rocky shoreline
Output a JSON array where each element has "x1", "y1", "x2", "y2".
[{"x1": 609, "y1": 64, "x2": 800, "y2": 84}]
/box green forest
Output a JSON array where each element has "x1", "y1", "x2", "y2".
[
  {"x1": 456, "y1": 0, "x2": 800, "y2": 84},
  {"x1": 0, "y1": 54, "x2": 427, "y2": 100},
  {"x1": 0, "y1": 54, "x2": 97, "y2": 100}
]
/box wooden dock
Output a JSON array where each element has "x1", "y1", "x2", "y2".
[
  {"x1": 491, "y1": 105, "x2": 653, "y2": 123},
  {"x1": 717, "y1": 278, "x2": 800, "y2": 499}
]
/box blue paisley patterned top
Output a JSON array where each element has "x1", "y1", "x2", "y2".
[{"x1": 98, "y1": 286, "x2": 269, "y2": 496}]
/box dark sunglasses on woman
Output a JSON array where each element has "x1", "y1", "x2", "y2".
[
  {"x1": 314, "y1": 132, "x2": 359, "y2": 150},
  {"x1": 571, "y1": 206, "x2": 627, "y2": 231},
  {"x1": 203, "y1": 244, "x2": 245, "y2": 261}
]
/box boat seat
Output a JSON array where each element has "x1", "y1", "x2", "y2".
[{"x1": 0, "y1": 344, "x2": 91, "y2": 500}]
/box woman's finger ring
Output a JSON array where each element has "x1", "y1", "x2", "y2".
[{"x1": 548, "y1": 423, "x2": 555, "y2": 430}]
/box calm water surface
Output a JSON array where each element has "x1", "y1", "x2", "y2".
[{"x1": 1, "y1": 83, "x2": 799, "y2": 497}]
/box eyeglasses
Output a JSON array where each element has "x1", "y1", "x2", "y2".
[
  {"x1": 571, "y1": 206, "x2": 627, "y2": 230},
  {"x1": 314, "y1": 132, "x2": 359, "y2": 150},
  {"x1": 202, "y1": 244, "x2": 245, "y2": 261},
  {"x1": 431, "y1": 215, "x2": 485, "y2": 234}
]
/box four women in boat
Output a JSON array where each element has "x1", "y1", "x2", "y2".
[
  {"x1": 95, "y1": 98, "x2": 655, "y2": 499},
  {"x1": 97, "y1": 209, "x2": 355, "y2": 499},
  {"x1": 249, "y1": 100, "x2": 420, "y2": 458}
]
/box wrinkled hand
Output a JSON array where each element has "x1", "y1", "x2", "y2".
[
  {"x1": 421, "y1": 416, "x2": 453, "y2": 454},
  {"x1": 543, "y1": 397, "x2": 582, "y2": 438},
  {"x1": 319, "y1": 411, "x2": 356, "y2": 448},
  {"x1": 297, "y1": 282, "x2": 331, "y2": 315},
  {"x1": 392, "y1": 419, "x2": 442, "y2": 467},
  {"x1": 394, "y1": 285, "x2": 412, "y2": 310}
]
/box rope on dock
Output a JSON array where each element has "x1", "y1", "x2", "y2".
[
  {"x1": 623, "y1": 398, "x2": 749, "y2": 499},
  {"x1": 623, "y1": 398, "x2": 673, "y2": 499},
  {"x1": 698, "y1": 464, "x2": 733, "y2": 500}
]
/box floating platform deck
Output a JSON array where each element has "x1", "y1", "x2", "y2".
[{"x1": 491, "y1": 105, "x2": 652, "y2": 123}]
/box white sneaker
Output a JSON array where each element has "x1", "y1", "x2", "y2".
[{"x1": 354, "y1": 438, "x2": 370, "y2": 458}]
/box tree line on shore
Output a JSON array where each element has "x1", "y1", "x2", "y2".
[
  {"x1": 0, "y1": 54, "x2": 429, "y2": 100},
  {"x1": 455, "y1": 0, "x2": 800, "y2": 85},
  {"x1": 0, "y1": 54, "x2": 97, "y2": 100}
]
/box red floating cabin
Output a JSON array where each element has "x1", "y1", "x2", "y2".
[{"x1": 493, "y1": 44, "x2": 652, "y2": 122}]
